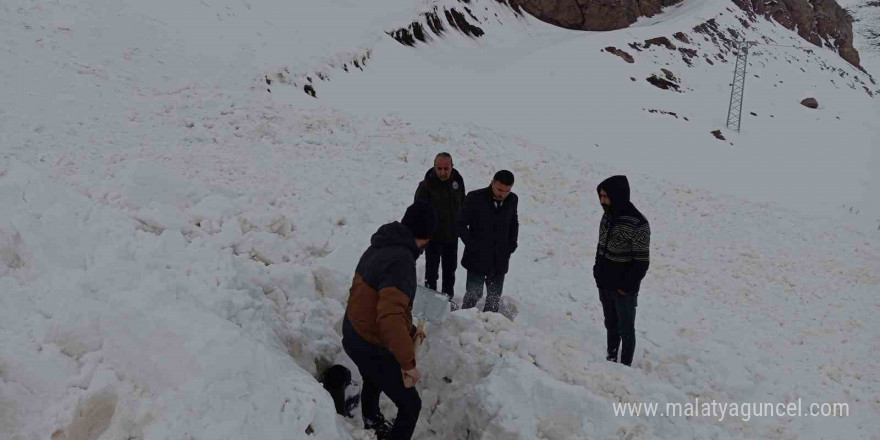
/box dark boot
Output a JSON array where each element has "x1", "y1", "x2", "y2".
[
  {"x1": 364, "y1": 414, "x2": 393, "y2": 439},
  {"x1": 606, "y1": 333, "x2": 620, "y2": 362}
]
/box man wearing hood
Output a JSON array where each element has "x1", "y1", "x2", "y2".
[
  {"x1": 594, "y1": 175, "x2": 650, "y2": 367},
  {"x1": 342, "y1": 201, "x2": 437, "y2": 440},
  {"x1": 414, "y1": 152, "x2": 465, "y2": 301}
]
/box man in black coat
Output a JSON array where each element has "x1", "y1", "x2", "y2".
[
  {"x1": 414, "y1": 152, "x2": 465, "y2": 300},
  {"x1": 457, "y1": 170, "x2": 519, "y2": 313},
  {"x1": 594, "y1": 175, "x2": 650, "y2": 367}
]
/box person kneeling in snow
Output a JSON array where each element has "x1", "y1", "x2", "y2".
[
  {"x1": 593, "y1": 176, "x2": 650, "y2": 367},
  {"x1": 342, "y1": 201, "x2": 437, "y2": 440}
]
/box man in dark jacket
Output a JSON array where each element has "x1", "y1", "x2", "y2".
[
  {"x1": 414, "y1": 152, "x2": 465, "y2": 300},
  {"x1": 342, "y1": 201, "x2": 437, "y2": 440},
  {"x1": 593, "y1": 175, "x2": 650, "y2": 367},
  {"x1": 458, "y1": 170, "x2": 519, "y2": 313}
]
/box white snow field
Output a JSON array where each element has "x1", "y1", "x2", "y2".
[{"x1": 1, "y1": 0, "x2": 878, "y2": 439}]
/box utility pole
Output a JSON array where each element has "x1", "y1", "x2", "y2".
[{"x1": 726, "y1": 40, "x2": 756, "y2": 132}]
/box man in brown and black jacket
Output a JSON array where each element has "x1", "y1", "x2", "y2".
[{"x1": 342, "y1": 201, "x2": 437, "y2": 440}]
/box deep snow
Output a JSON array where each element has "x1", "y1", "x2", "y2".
[{"x1": 1, "y1": 1, "x2": 878, "y2": 439}]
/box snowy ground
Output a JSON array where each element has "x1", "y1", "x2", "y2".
[{"x1": 1, "y1": 1, "x2": 878, "y2": 439}]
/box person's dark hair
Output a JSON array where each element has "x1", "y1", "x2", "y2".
[
  {"x1": 435, "y1": 152, "x2": 452, "y2": 162},
  {"x1": 493, "y1": 170, "x2": 514, "y2": 186}
]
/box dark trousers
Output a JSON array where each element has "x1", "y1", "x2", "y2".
[
  {"x1": 599, "y1": 289, "x2": 637, "y2": 366},
  {"x1": 462, "y1": 271, "x2": 505, "y2": 313},
  {"x1": 342, "y1": 322, "x2": 421, "y2": 440},
  {"x1": 424, "y1": 240, "x2": 458, "y2": 298}
]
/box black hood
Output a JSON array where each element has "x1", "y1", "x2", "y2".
[
  {"x1": 370, "y1": 222, "x2": 419, "y2": 256},
  {"x1": 425, "y1": 167, "x2": 463, "y2": 185},
  {"x1": 597, "y1": 175, "x2": 631, "y2": 209}
]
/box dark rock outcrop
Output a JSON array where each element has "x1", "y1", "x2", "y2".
[
  {"x1": 605, "y1": 46, "x2": 635, "y2": 63},
  {"x1": 647, "y1": 73, "x2": 680, "y2": 91},
  {"x1": 733, "y1": 0, "x2": 861, "y2": 67},
  {"x1": 800, "y1": 97, "x2": 819, "y2": 108},
  {"x1": 506, "y1": 0, "x2": 859, "y2": 68},
  {"x1": 508, "y1": 0, "x2": 683, "y2": 31},
  {"x1": 644, "y1": 36, "x2": 676, "y2": 50}
]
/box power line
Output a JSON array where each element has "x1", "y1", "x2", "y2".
[
  {"x1": 754, "y1": 43, "x2": 816, "y2": 50},
  {"x1": 736, "y1": 40, "x2": 817, "y2": 50}
]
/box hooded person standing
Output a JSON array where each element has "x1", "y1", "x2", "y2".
[
  {"x1": 342, "y1": 201, "x2": 437, "y2": 440},
  {"x1": 458, "y1": 170, "x2": 518, "y2": 313},
  {"x1": 594, "y1": 175, "x2": 650, "y2": 367},
  {"x1": 414, "y1": 152, "x2": 465, "y2": 301}
]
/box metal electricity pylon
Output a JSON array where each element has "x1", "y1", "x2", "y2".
[{"x1": 726, "y1": 40, "x2": 757, "y2": 132}]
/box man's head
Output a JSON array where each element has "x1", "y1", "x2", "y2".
[
  {"x1": 433, "y1": 153, "x2": 453, "y2": 182},
  {"x1": 596, "y1": 175, "x2": 630, "y2": 214},
  {"x1": 491, "y1": 170, "x2": 514, "y2": 202},
  {"x1": 401, "y1": 201, "x2": 438, "y2": 248}
]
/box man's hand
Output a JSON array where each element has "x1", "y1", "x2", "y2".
[
  {"x1": 402, "y1": 367, "x2": 421, "y2": 388},
  {"x1": 617, "y1": 289, "x2": 627, "y2": 296}
]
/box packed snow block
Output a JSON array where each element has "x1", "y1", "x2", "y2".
[
  {"x1": 280, "y1": 293, "x2": 345, "y2": 377},
  {"x1": 275, "y1": 265, "x2": 319, "y2": 303},
  {"x1": 312, "y1": 266, "x2": 349, "y2": 303},
  {"x1": 463, "y1": 358, "x2": 619, "y2": 440},
  {"x1": 232, "y1": 231, "x2": 293, "y2": 266},
  {"x1": 188, "y1": 194, "x2": 238, "y2": 235},
  {"x1": 45, "y1": 312, "x2": 104, "y2": 361},
  {"x1": 149, "y1": 230, "x2": 187, "y2": 260},
  {"x1": 114, "y1": 160, "x2": 207, "y2": 210},
  {"x1": 134, "y1": 342, "x2": 351, "y2": 439},
  {"x1": 312, "y1": 243, "x2": 360, "y2": 303},
  {"x1": 230, "y1": 258, "x2": 318, "y2": 307},
  {"x1": 236, "y1": 211, "x2": 292, "y2": 238},
  {"x1": 0, "y1": 163, "x2": 98, "y2": 272}
]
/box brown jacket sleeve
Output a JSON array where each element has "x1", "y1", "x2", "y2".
[{"x1": 376, "y1": 286, "x2": 416, "y2": 370}]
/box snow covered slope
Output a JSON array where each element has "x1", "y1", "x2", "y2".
[
  {"x1": 305, "y1": 0, "x2": 880, "y2": 232},
  {"x1": 1, "y1": 0, "x2": 878, "y2": 439},
  {"x1": 841, "y1": 0, "x2": 880, "y2": 73}
]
